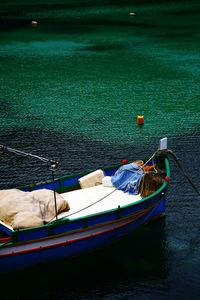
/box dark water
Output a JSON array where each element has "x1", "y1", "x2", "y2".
[{"x1": 0, "y1": 0, "x2": 200, "y2": 299}]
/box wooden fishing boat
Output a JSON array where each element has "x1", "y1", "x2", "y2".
[{"x1": 0, "y1": 139, "x2": 170, "y2": 273}]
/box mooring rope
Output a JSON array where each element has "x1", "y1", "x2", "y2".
[
  {"x1": 1, "y1": 143, "x2": 199, "y2": 225},
  {"x1": 164, "y1": 149, "x2": 200, "y2": 197},
  {"x1": 0, "y1": 144, "x2": 58, "y2": 167}
]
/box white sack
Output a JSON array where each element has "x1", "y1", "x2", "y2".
[{"x1": 0, "y1": 188, "x2": 69, "y2": 229}]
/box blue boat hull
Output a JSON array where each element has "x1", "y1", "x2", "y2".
[{"x1": 0, "y1": 198, "x2": 166, "y2": 273}]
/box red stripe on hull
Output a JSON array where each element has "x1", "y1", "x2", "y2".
[{"x1": 0, "y1": 202, "x2": 159, "y2": 258}]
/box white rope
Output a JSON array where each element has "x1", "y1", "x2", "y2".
[
  {"x1": 0, "y1": 144, "x2": 58, "y2": 169},
  {"x1": 5, "y1": 146, "x2": 50, "y2": 163},
  {"x1": 57, "y1": 152, "x2": 157, "y2": 220}
]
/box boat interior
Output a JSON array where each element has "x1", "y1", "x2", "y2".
[{"x1": 59, "y1": 184, "x2": 142, "y2": 221}]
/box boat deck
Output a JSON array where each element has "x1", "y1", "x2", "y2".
[{"x1": 58, "y1": 185, "x2": 142, "y2": 221}]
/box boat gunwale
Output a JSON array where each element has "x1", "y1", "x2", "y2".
[{"x1": 19, "y1": 163, "x2": 123, "y2": 192}]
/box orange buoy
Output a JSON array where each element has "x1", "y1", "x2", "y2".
[{"x1": 137, "y1": 115, "x2": 144, "y2": 125}]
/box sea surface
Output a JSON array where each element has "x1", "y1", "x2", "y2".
[{"x1": 0, "y1": 0, "x2": 200, "y2": 299}]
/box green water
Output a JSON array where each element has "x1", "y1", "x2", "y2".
[
  {"x1": 1, "y1": 0, "x2": 200, "y2": 144},
  {"x1": 1, "y1": 2, "x2": 200, "y2": 299}
]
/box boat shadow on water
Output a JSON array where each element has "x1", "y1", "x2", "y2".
[{"x1": 0, "y1": 219, "x2": 168, "y2": 299}]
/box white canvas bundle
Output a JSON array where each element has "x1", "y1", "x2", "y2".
[{"x1": 0, "y1": 188, "x2": 69, "y2": 229}]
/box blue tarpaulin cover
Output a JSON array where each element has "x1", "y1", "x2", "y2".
[{"x1": 111, "y1": 163, "x2": 143, "y2": 194}]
